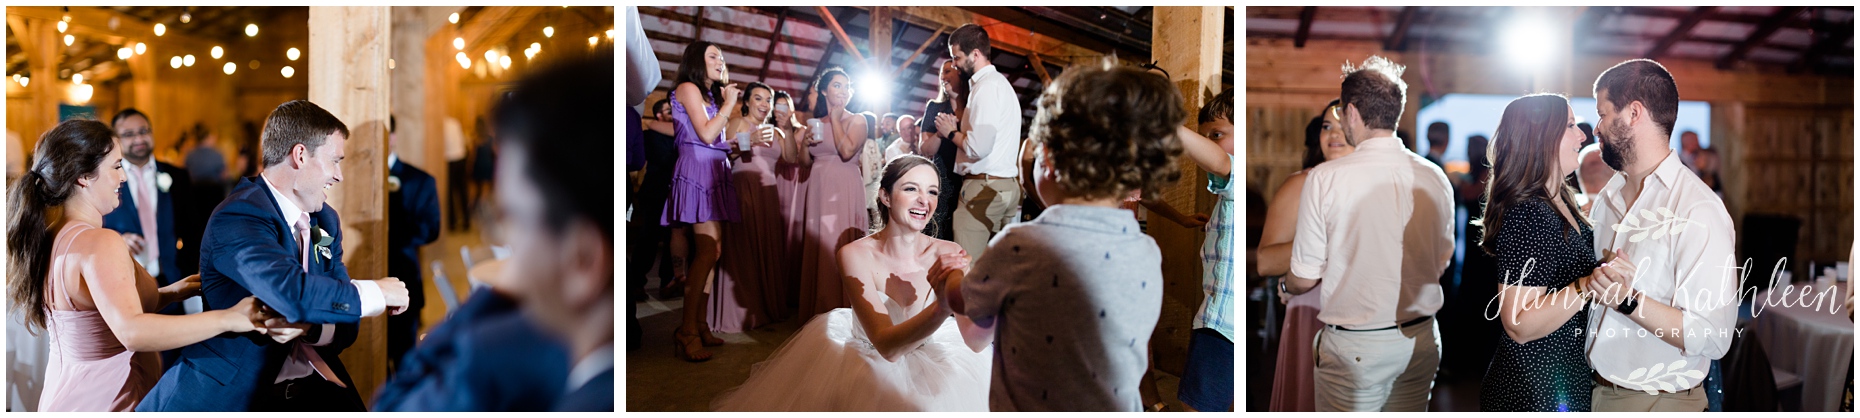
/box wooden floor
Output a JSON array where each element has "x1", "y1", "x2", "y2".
[{"x1": 623, "y1": 271, "x2": 1191, "y2": 412}]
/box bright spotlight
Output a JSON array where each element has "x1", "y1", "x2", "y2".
[
  {"x1": 859, "y1": 73, "x2": 890, "y2": 106},
  {"x1": 1501, "y1": 12, "x2": 1559, "y2": 74}
]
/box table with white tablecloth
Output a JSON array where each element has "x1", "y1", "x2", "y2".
[{"x1": 1750, "y1": 282, "x2": 1854, "y2": 411}]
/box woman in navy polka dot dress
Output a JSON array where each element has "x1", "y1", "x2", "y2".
[{"x1": 1475, "y1": 94, "x2": 1605, "y2": 412}]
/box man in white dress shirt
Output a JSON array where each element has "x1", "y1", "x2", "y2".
[
  {"x1": 1584, "y1": 59, "x2": 1737, "y2": 412},
  {"x1": 935, "y1": 24, "x2": 1023, "y2": 259},
  {"x1": 1284, "y1": 56, "x2": 1453, "y2": 412}
]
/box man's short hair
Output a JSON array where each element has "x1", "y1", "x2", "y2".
[
  {"x1": 260, "y1": 100, "x2": 349, "y2": 167},
  {"x1": 1593, "y1": 59, "x2": 1678, "y2": 139},
  {"x1": 111, "y1": 108, "x2": 151, "y2": 131},
  {"x1": 1338, "y1": 56, "x2": 1408, "y2": 130},
  {"x1": 949, "y1": 24, "x2": 992, "y2": 58},
  {"x1": 1198, "y1": 88, "x2": 1234, "y2": 125},
  {"x1": 493, "y1": 47, "x2": 614, "y2": 241}
]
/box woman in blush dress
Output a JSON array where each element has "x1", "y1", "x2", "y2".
[
  {"x1": 661, "y1": 40, "x2": 744, "y2": 362},
  {"x1": 6, "y1": 119, "x2": 267, "y2": 412},
  {"x1": 794, "y1": 67, "x2": 871, "y2": 318},
  {"x1": 1260, "y1": 99, "x2": 1354, "y2": 412},
  {"x1": 712, "y1": 82, "x2": 786, "y2": 332},
  {"x1": 769, "y1": 91, "x2": 810, "y2": 314},
  {"x1": 713, "y1": 155, "x2": 990, "y2": 411}
]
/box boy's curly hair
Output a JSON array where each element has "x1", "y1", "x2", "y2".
[{"x1": 1031, "y1": 60, "x2": 1184, "y2": 200}]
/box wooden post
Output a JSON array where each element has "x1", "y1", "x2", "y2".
[
  {"x1": 870, "y1": 6, "x2": 894, "y2": 70},
  {"x1": 1148, "y1": 5, "x2": 1225, "y2": 380},
  {"x1": 308, "y1": 6, "x2": 392, "y2": 408}
]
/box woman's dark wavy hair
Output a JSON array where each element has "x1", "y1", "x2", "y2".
[
  {"x1": 1302, "y1": 99, "x2": 1341, "y2": 170},
  {"x1": 1476, "y1": 93, "x2": 1587, "y2": 256},
  {"x1": 674, "y1": 41, "x2": 724, "y2": 107},
  {"x1": 811, "y1": 67, "x2": 851, "y2": 119},
  {"x1": 8, "y1": 119, "x2": 118, "y2": 333},
  {"x1": 1031, "y1": 60, "x2": 1184, "y2": 200}
]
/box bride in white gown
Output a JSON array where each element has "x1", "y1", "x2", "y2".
[{"x1": 713, "y1": 155, "x2": 993, "y2": 411}]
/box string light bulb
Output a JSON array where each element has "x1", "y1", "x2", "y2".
[
  {"x1": 281, "y1": 66, "x2": 294, "y2": 78},
  {"x1": 16, "y1": 76, "x2": 27, "y2": 87},
  {"x1": 210, "y1": 46, "x2": 223, "y2": 59},
  {"x1": 63, "y1": 35, "x2": 74, "y2": 46},
  {"x1": 287, "y1": 47, "x2": 300, "y2": 61},
  {"x1": 154, "y1": 23, "x2": 166, "y2": 36},
  {"x1": 56, "y1": 21, "x2": 67, "y2": 33},
  {"x1": 118, "y1": 47, "x2": 132, "y2": 60},
  {"x1": 72, "y1": 73, "x2": 83, "y2": 84},
  {"x1": 448, "y1": 13, "x2": 459, "y2": 24},
  {"x1": 588, "y1": 36, "x2": 597, "y2": 46},
  {"x1": 543, "y1": 26, "x2": 554, "y2": 38},
  {"x1": 453, "y1": 37, "x2": 464, "y2": 50},
  {"x1": 135, "y1": 42, "x2": 146, "y2": 55},
  {"x1": 223, "y1": 62, "x2": 236, "y2": 74},
  {"x1": 245, "y1": 24, "x2": 258, "y2": 37},
  {"x1": 181, "y1": 12, "x2": 191, "y2": 24},
  {"x1": 184, "y1": 54, "x2": 196, "y2": 67},
  {"x1": 499, "y1": 55, "x2": 511, "y2": 69},
  {"x1": 170, "y1": 56, "x2": 182, "y2": 68},
  {"x1": 456, "y1": 52, "x2": 471, "y2": 69}
]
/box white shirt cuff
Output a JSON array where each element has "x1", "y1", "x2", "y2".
[
  {"x1": 352, "y1": 280, "x2": 387, "y2": 318},
  {"x1": 309, "y1": 324, "x2": 336, "y2": 346}
]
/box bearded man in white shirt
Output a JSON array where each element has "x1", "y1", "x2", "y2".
[
  {"x1": 1583, "y1": 58, "x2": 1737, "y2": 412},
  {"x1": 935, "y1": 23, "x2": 1024, "y2": 259}
]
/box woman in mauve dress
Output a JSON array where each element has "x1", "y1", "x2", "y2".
[
  {"x1": 712, "y1": 82, "x2": 786, "y2": 332},
  {"x1": 794, "y1": 67, "x2": 871, "y2": 318}
]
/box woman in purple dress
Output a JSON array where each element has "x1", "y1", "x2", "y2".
[
  {"x1": 661, "y1": 41, "x2": 743, "y2": 362},
  {"x1": 795, "y1": 68, "x2": 871, "y2": 318}
]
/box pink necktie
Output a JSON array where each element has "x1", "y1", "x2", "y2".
[{"x1": 293, "y1": 214, "x2": 345, "y2": 388}]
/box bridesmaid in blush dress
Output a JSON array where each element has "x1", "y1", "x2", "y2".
[
  {"x1": 770, "y1": 91, "x2": 809, "y2": 314},
  {"x1": 795, "y1": 67, "x2": 871, "y2": 318},
  {"x1": 712, "y1": 82, "x2": 787, "y2": 332},
  {"x1": 7, "y1": 119, "x2": 266, "y2": 412}
]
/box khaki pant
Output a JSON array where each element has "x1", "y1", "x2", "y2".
[
  {"x1": 1312, "y1": 319, "x2": 1440, "y2": 412},
  {"x1": 953, "y1": 178, "x2": 1021, "y2": 259},
  {"x1": 1591, "y1": 381, "x2": 1708, "y2": 412}
]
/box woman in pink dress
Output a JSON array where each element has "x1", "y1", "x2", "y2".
[
  {"x1": 5, "y1": 120, "x2": 267, "y2": 411},
  {"x1": 770, "y1": 91, "x2": 810, "y2": 315},
  {"x1": 1258, "y1": 100, "x2": 1353, "y2": 411},
  {"x1": 713, "y1": 82, "x2": 786, "y2": 332},
  {"x1": 795, "y1": 67, "x2": 871, "y2": 318}
]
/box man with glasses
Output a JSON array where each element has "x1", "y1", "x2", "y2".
[{"x1": 104, "y1": 108, "x2": 198, "y2": 369}]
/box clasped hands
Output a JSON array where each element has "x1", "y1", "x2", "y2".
[
  {"x1": 925, "y1": 249, "x2": 973, "y2": 316},
  {"x1": 1574, "y1": 248, "x2": 1641, "y2": 309}
]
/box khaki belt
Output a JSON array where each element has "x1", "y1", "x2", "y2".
[{"x1": 1592, "y1": 372, "x2": 1700, "y2": 394}]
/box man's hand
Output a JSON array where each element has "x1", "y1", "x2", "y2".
[
  {"x1": 122, "y1": 233, "x2": 146, "y2": 256},
  {"x1": 935, "y1": 113, "x2": 959, "y2": 137},
  {"x1": 378, "y1": 277, "x2": 410, "y2": 315},
  {"x1": 262, "y1": 317, "x2": 313, "y2": 344},
  {"x1": 1590, "y1": 248, "x2": 1640, "y2": 308}
]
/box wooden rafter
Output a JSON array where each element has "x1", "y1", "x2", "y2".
[
  {"x1": 1790, "y1": 15, "x2": 1853, "y2": 73},
  {"x1": 1644, "y1": 6, "x2": 1715, "y2": 60},
  {"x1": 961, "y1": 6, "x2": 1149, "y2": 60},
  {"x1": 816, "y1": 6, "x2": 867, "y2": 65},
  {"x1": 756, "y1": 7, "x2": 790, "y2": 83},
  {"x1": 1716, "y1": 6, "x2": 1807, "y2": 69},
  {"x1": 894, "y1": 25, "x2": 944, "y2": 77},
  {"x1": 1294, "y1": 6, "x2": 1316, "y2": 48},
  {"x1": 1384, "y1": 6, "x2": 1419, "y2": 51}
]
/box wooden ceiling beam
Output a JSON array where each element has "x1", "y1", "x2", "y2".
[
  {"x1": 1716, "y1": 6, "x2": 1807, "y2": 69},
  {"x1": 1789, "y1": 16, "x2": 1853, "y2": 73},
  {"x1": 639, "y1": 6, "x2": 832, "y2": 51},
  {"x1": 961, "y1": 6, "x2": 1148, "y2": 60},
  {"x1": 1294, "y1": 6, "x2": 1316, "y2": 48},
  {"x1": 1645, "y1": 6, "x2": 1716, "y2": 60},
  {"x1": 1384, "y1": 6, "x2": 1419, "y2": 51},
  {"x1": 755, "y1": 7, "x2": 791, "y2": 82}
]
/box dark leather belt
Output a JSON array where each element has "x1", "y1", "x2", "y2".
[
  {"x1": 1593, "y1": 372, "x2": 1700, "y2": 394},
  {"x1": 962, "y1": 174, "x2": 1014, "y2": 181},
  {"x1": 1327, "y1": 316, "x2": 1432, "y2": 332}
]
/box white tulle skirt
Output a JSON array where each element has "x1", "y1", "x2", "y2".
[{"x1": 711, "y1": 308, "x2": 993, "y2": 411}]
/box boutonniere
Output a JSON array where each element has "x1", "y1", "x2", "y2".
[
  {"x1": 388, "y1": 175, "x2": 402, "y2": 193},
  {"x1": 156, "y1": 172, "x2": 172, "y2": 193},
  {"x1": 313, "y1": 226, "x2": 334, "y2": 260}
]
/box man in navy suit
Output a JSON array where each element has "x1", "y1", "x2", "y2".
[
  {"x1": 137, "y1": 100, "x2": 411, "y2": 411},
  {"x1": 385, "y1": 114, "x2": 441, "y2": 373},
  {"x1": 103, "y1": 108, "x2": 197, "y2": 368},
  {"x1": 492, "y1": 48, "x2": 614, "y2": 412}
]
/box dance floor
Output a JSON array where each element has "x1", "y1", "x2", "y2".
[{"x1": 624, "y1": 273, "x2": 1193, "y2": 412}]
